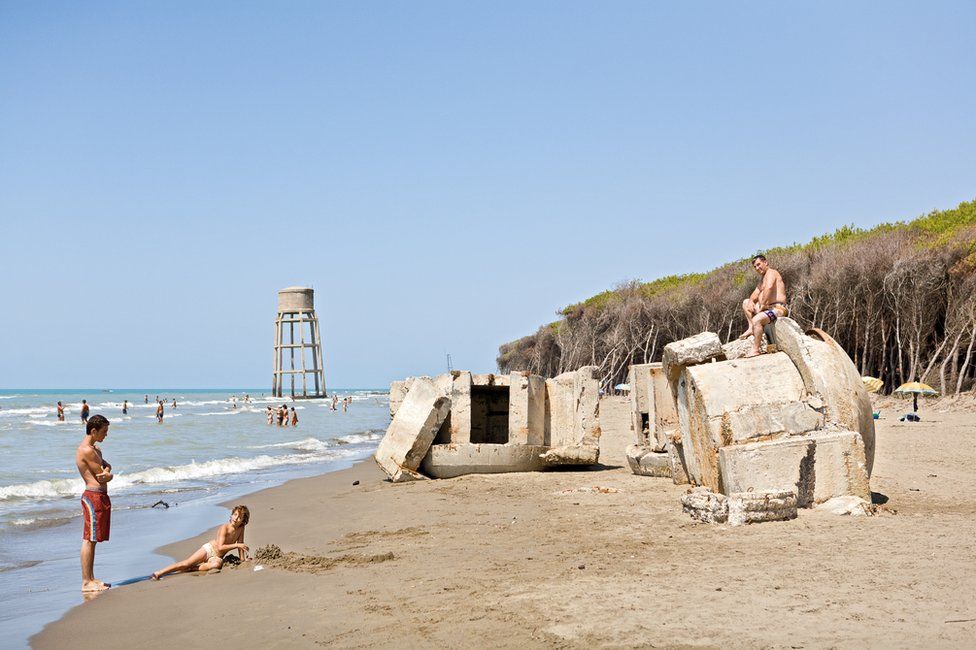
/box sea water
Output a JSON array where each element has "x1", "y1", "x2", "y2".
[{"x1": 0, "y1": 388, "x2": 389, "y2": 647}]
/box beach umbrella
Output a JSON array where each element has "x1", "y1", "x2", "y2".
[
  {"x1": 893, "y1": 382, "x2": 938, "y2": 413},
  {"x1": 861, "y1": 376, "x2": 883, "y2": 394},
  {"x1": 614, "y1": 383, "x2": 631, "y2": 392}
]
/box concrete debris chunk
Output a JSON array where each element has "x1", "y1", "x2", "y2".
[
  {"x1": 682, "y1": 487, "x2": 798, "y2": 526},
  {"x1": 662, "y1": 332, "x2": 724, "y2": 385},
  {"x1": 721, "y1": 335, "x2": 767, "y2": 360},
  {"x1": 560, "y1": 486, "x2": 620, "y2": 494},
  {"x1": 815, "y1": 495, "x2": 875, "y2": 517},
  {"x1": 374, "y1": 377, "x2": 451, "y2": 482},
  {"x1": 681, "y1": 487, "x2": 728, "y2": 523},
  {"x1": 625, "y1": 444, "x2": 672, "y2": 477},
  {"x1": 727, "y1": 490, "x2": 798, "y2": 526},
  {"x1": 540, "y1": 445, "x2": 599, "y2": 466}
]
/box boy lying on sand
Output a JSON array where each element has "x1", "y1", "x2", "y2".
[{"x1": 152, "y1": 505, "x2": 250, "y2": 580}]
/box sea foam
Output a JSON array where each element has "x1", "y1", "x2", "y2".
[{"x1": 0, "y1": 450, "x2": 351, "y2": 501}]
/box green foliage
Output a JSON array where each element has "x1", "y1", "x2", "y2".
[
  {"x1": 559, "y1": 199, "x2": 976, "y2": 318},
  {"x1": 910, "y1": 200, "x2": 976, "y2": 236},
  {"x1": 638, "y1": 272, "x2": 708, "y2": 298}
]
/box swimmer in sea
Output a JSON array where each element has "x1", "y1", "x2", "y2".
[
  {"x1": 81, "y1": 400, "x2": 90, "y2": 424},
  {"x1": 156, "y1": 400, "x2": 164, "y2": 423},
  {"x1": 57, "y1": 401, "x2": 65, "y2": 421},
  {"x1": 122, "y1": 400, "x2": 128, "y2": 415},
  {"x1": 291, "y1": 407, "x2": 298, "y2": 427},
  {"x1": 151, "y1": 506, "x2": 250, "y2": 580},
  {"x1": 266, "y1": 406, "x2": 274, "y2": 425}
]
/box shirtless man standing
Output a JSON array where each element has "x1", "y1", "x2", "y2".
[
  {"x1": 740, "y1": 254, "x2": 788, "y2": 358},
  {"x1": 80, "y1": 399, "x2": 89, "y2": 424},
  {"x1": 75, "y1": 414, "x2": 113, "y2": 592}
]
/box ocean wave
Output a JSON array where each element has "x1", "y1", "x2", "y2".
[
  {"x1": 8, "y1": 516, "x2": 72, "y2": 532},
  {"x1": 0, "y1": 406, "x2": 52, "y2": 418},
  {"x1": 0, "y1": 450, "x2": 351, "y2": 501},
  {"x1": 196, "y1": 411, "x2": 241, "y2": 417},
  {"x1": 336, "y1": 431, "x2": 384, "y2": 444},
  {"x1": 248, "y1": 437, "x2": 331, "y2": 452},
  {"x1": 144, "y1": 413, "x2": 183, "y2": 419}
]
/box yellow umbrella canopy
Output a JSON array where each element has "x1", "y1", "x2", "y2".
[
  {"x1": 893, "y1": 382, "x2": 938, "y2": 413},
  {"x1": 862, "y1": 376, "x2": 883, "y2": 394},
  {"x1": 893, "y1": 382, "x2": 938, "y2": 396}
]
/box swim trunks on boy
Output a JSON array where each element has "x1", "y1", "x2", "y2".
[{"x1": 81, "y1": 489, "x2": 111, "y2": 542}]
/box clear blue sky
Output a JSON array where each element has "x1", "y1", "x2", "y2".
[{"x1": 1, "y1": 1, "x2": 973, "y2": 388}]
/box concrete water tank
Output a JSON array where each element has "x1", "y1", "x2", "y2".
[{"x1": 277, "y1": 286, "x2": 315, "y2": 312}]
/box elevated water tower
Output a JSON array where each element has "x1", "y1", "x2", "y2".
[{"x1": 272, "y1": 287, "x2": 326, "y2": 398}]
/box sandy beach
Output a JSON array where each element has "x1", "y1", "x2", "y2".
[{"x1": 33, "y1": 407, "x2": 976, "y2": 648}]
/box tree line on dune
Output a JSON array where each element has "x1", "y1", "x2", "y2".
[{"x1": 497, "y1": 200, "x2": 976, "y2": 396}]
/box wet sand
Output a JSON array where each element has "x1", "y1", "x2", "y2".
[{"x1": 33, "y1": 409, "x2": 976, "y2": 648}]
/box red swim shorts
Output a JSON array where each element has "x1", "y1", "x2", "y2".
[{"x1": 81, "y1": 489, "x2": 111, "y2": 542}]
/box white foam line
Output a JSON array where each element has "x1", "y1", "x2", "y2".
[{"x1": 0, "y1": 449, "x2": 355, "y2": 501}]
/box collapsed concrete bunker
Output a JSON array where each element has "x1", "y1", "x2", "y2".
[
  {"x1": 374, "y1": 316, "x2": 875, "y2": 523},
  {"x1": 376, "y1": 368, "x2": 601, "y2": 481},
  {"x1": 625, "y1": 318, "x2": 875, "y2": 518}
]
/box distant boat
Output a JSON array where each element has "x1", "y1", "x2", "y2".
[{"x1": 102, "y1": 389, "x2": 112, "y2": 393}]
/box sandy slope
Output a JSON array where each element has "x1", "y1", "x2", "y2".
[{"x1": 34, "y1": 411, "x2": 976, "y2": 648}]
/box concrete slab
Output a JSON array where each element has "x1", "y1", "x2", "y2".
[
  {"x1": 509, "y1": 372, "x2": 545, "y2": 446},
  {"x1": 446, "y1": 371, "x2": 472, "y2": 444},
  {"x1": 543, "y1": 366, "x2": 601, "y2": 465},
  {"x1": 374, "y1": 377, "x2": 451, "y2": 482},
  {"x1": 545, "y1": 371, "x2": 576, "y2": 447},
  {"x1": 421, "y1": 443, "x2": 549, "y2": 478},
  {"x1": 718, "y1": 430, "x2": 870, "y2": 506}
]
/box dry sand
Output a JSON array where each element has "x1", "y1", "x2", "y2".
[{"x1": 34, "y1": 408, "x2": 976, "y2": 648}]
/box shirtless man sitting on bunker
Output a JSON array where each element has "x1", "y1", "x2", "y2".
[
  {"x1": 151, "y1": 505, "x2": 250, "y2": 580},
  {"x1": 740, "y1": 254, "x2": 788, "y2": 358}
]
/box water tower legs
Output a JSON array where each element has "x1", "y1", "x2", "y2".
[{"x1": 272, "y1": 309, "x2": 326, "y2": 398}]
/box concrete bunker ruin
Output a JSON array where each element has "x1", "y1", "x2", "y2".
[
  {"x1": 375, "y1": 368, "x2": 600, "y2": 481},
  {"x1": 618, "y1": 318, "x2": 875, "y2": 520}
]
